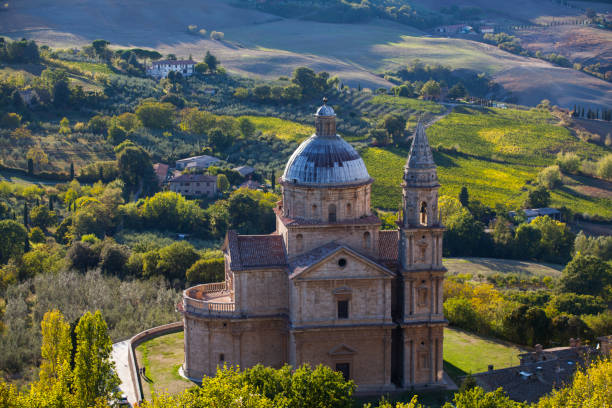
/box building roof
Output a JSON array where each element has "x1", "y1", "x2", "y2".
[
  {"x1": 169, "y1": 174, "x2": 217, "y2": 183},
  {"x1": 508, "y1": 208, "x2": 560, "y2": 220},
  {"x1": 152, "y1": 59, "x2": 195, "y2": 66},
  {"x1": 281, "y1": 101, "x2": 371, "y2": 187},
  {"x1": 234, "y1": 165, "x2": 255, "y2": 177},
  {"x1": 406, "y1": 121, "x2": 436, "y2": 170},
  {"x1": 176, "y1": 155, "x2": 220, "y2": 165},
  {"x1": 225, "y1": 231, "x2": 287, "y2": 271},
  {"x1": 472, "y1": 347, "x2": 594, "y2": 403},
  {"x1": 153, "y1": 163, "x2": 169, "y2": 181},
  {"x1": 378, "y1": 230, "x2": 399, "y2": 262}
]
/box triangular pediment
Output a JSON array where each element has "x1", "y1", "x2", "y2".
[
  {"x1": 329, "y1": 343, "x2": 357, "y2": 356},
  {"x1": 289, "y1": 244, "x2": 394, "y2": 280}
]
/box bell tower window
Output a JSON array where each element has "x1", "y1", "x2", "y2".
[
  {"x1": 328, "y1": 204, "x2": 337, "y2": 222},
  {"x1": 296, "y1": 234, "x2": 303, "y2": 252},
  {"x1": 420, "y1": 202, "x2": 428, "y2": 226}
]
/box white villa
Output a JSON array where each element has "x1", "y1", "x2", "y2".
[{"x1": 147, "y1": 59, "x2": 196, "y2": 79}]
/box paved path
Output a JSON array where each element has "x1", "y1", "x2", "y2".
[{"x1": 111, "y1": 341, "x2": 139, "y2": 407}]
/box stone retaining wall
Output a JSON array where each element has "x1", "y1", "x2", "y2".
[{"x1": 127, "y1": 321, "x2": 184, "y2": 404}]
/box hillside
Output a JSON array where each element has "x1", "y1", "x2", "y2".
[
  {"x1": 1, "y1": 0, "x2": 612, "y2": 108},
  {"x1": 361, "y1": 106, "x2": 612, "y2": 218}
]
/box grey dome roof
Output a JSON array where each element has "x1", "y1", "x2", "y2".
[
  {"x1": 282, "y1": 134, "x2": 371, "y2": 187},
  {"x1": 315, "y1": 104, "x2": 335, "y2": 117}
]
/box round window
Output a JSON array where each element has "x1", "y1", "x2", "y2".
[{"x1": 338, "y1": 258, "x2": 347, "y2": 268}]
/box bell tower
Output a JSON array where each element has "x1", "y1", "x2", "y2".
[{"x1": 397, "y1": 121, "x2": 446, "y2": 387}]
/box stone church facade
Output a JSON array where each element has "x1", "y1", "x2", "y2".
[{"x1": 180, "y1": 101, "x2": 446, "y2": 392}]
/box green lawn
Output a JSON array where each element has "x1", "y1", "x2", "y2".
[
  {"x1": 444, "y1": 328, "x2": 526, "y2": 380},
  {"x1": 135, "y1": 331, "x2": 195, "y2": 400}
]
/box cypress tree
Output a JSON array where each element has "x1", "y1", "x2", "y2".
[
  {"x1": 23, "y1": 201, "x2": 28, "y2": 229},
  {"x1": 459, "y1": 186, "x2": 469, "y2": 207},
  {"x1": 27, "y1": 158, "x2": 34, "y2": 175},
  {"x1": 49, "y1": 196, "x2": 54, "y2": 211},
  {"x1": 70, "y1": 162, "x2": 75, "y2": 180}
]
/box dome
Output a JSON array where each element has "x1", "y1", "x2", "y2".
[
  {"x1": 282, "y1": 134, "x2": 371, "y2": 187},
  {"x1": 315, "y1": 104, "x2": 335, "y2": 117}
]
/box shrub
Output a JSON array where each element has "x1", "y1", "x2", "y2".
[
  {"x1": 597, "y1": 154, "x2": 612, "y2": 180},
  {"x1": 556, "y1": 152, "x2": 581, "y2": 174},
  {"x1": 0, "y1": 112, "x2": 21, "y2": 129},
  {"x1": 524, "y1": 186, "x2": 550, "y2": 208},
  {"x1": 186, "y1": 258, "x2": 224, "y2": 284},
  {"x1": 538, "y1": 165, "x2": 562, "y2": 189},
  {"x1": 135, "y1": 101, "x2": 175, "y2": 129},
  {"x1": 29, "y1": 227, "x2": 46, "y2": 244},
  {"x1": 66, "y1": 241, "x2": 99, "y2": 272},
  {"x1": 210, "y1": 31, "x2": 224, "y2": 40},
  {"x1": 0, "y1": 220, "x2": 27, "y2": 264},
  {"x1": 30, "y1": 205, "x2": 57, "y2": 230}
]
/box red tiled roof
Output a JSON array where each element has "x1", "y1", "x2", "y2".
[
  {"x1": 378, "y1": 230, "x2": 399, "y2": 261},
  {"x1": 226, "y1": 231, "x2": 287, "y2": 270},
  {"x1": 153, "y1": 163, "x2": 169, "y2": 180}
]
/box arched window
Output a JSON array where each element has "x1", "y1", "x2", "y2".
[
  {"x1": 420, "y1": 202, "x2": 428, "y2": 225},
  {"x1": 363, "y1": 231, "x2": 371, "y2": 249},
  {"x1": 328, "y1": 204, "x2": 337, "y2": 222},
  {"x1": 296, "y1": 234, "x2": 303, "y2": 252},
  {"x1": 312, "y1": 204, "x2": 318, "y2": 217},
  {"x1": 346, "y1": 203, "x2": 352, "y2": 216}
]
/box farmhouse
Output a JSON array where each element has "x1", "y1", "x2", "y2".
[
  {"x1": 509, "y1": 208, "x2": 561, "y2": 223},
  {"x1": 147, "y1": 59, "x2": 195, "y2": 79},
  {"x1": 169, "y1": 174, "x2": 217, "y2": 198},
  {"x1": 180, "y1": 101, "x2": 447, "y2": 391},
  {"x1": 175, "y1": 155, "x2": 220, "y2": 171}
]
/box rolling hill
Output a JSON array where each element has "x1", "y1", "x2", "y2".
[{"x1": 1, "y1": 0, "x2": 611, "y2": 109}]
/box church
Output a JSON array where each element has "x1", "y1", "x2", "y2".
[{"x1": 180, "y1": 100, "x2": 447, "y2": 392}]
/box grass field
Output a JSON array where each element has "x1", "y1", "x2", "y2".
[
  {"x1": 443, "y1": 328, "x2": 526, "y2": 381},
  {"x1": 362, "y1": 146, "x2": 536, "y2": 209},
  {"x1": 370, "y1": 95, "x2": 445, "y2": 114},
  {"x1": 427, "y1": 107, "x2": 607, "y2": 165},
  {"x1": 135, "y1": 331, "x2": 194, "y2": 400},
  {"x1": 362, "y1": 106, "x2": 612, "y2": 217},
  {"x1": 238, "y1": 115, "x2": 314, "y2": 141},
  {"x1": 444, "y1": 257, "x2": 562, "y2": 279}
]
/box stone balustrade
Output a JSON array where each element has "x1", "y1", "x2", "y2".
[{"x1": 183, "y1": 282, "x2": 237, "y2": 317}]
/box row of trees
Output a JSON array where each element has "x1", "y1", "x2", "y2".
[{"x1": 444, "y1": 252, "x2": 612, "y2": 347}]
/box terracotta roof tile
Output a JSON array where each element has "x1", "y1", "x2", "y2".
[
  {"x1": 226, "y1": 231, "x2": 287, "y2": 270},
  {"x1": 378, "y1": 230, "x2": 399, "y2": 261}
]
